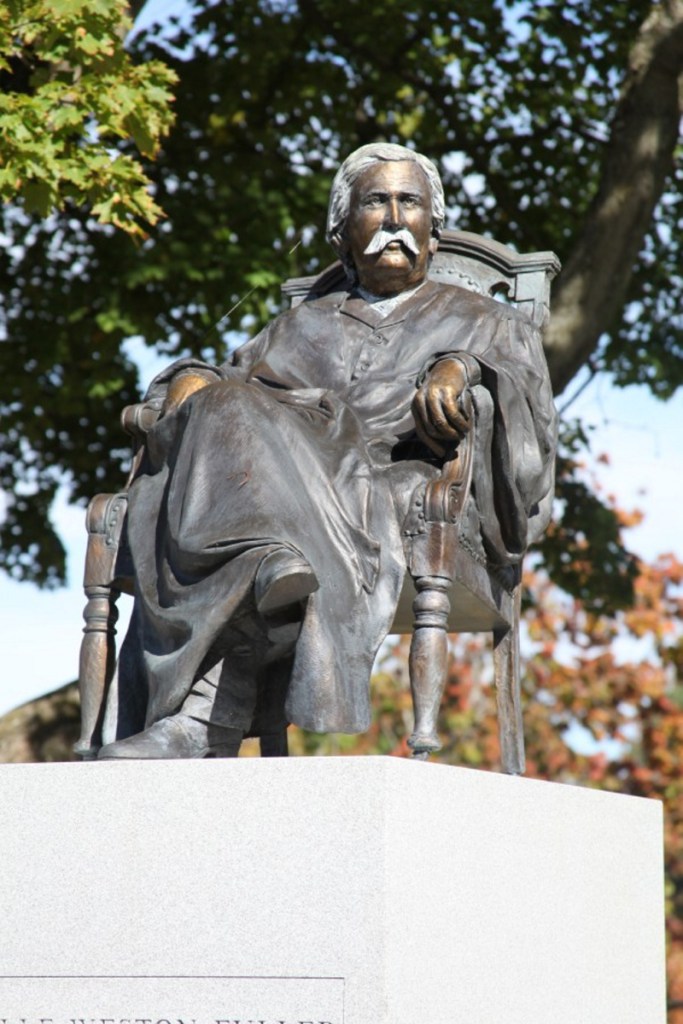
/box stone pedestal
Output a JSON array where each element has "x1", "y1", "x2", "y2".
[{"x1": 0, "y1": 757, "x2": 665, "y2": 1023}]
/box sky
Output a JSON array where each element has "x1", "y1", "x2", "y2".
[{"x1": 1, "y1": 370, "x2": 681, "y2": 719}]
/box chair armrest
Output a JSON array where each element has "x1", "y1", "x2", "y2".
[
  {"x1": 83, "y1": 492, "x2": 131, "y2": 592},
  {"x1": 121, "y1": 401, "x2": 161, "y2": 441},
  {"x1": 423, "y1": 391, "x2": 475, "y2": 526},
  {"x1": 404, "y1": 392, "x2": 475, "y2": 584}
]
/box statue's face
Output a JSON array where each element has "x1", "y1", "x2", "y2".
[{"x1": 345, "y1": 161, "x2": 436, "y2": 296}]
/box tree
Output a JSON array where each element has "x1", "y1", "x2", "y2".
[
  {"x1": 0, "y1": 0, "x2": 175, "y2": 585},
  {"x1": 0, "y1": 0, "x2": 175, "y2": 232},
  {"x1": 0, "y1": 0, "x2": 681, "y2": 592}
]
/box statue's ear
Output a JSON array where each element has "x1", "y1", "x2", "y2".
[
  {"x1": 428, "y1": 235, "x2": 439, "y2": 257},
  {"x1": 328, "y1": 228, "x2": 346, "y2": 255},
  {"x1": 330, "y1": 230, "x2": 353, "y2": 269}
]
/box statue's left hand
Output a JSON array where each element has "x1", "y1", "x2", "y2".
[{"x1": 412, "y1": 358, "x2": 471, "y2": 457}]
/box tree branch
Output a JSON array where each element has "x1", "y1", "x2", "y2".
[{"x1": 545, "y1": 0, "x2": 683, "y2": 394}]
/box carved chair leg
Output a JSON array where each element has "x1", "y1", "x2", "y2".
[
  {"x1": 75, "y1": 584, "x2": 120, "y2": 760},
  {"x1": 407, "y1": 574, "x2": 451, "y2": 759},
  {"x1": 493, "y1": 585, "x2": 524, "y2": 775}
]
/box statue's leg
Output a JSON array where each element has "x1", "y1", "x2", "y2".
[
  {"x1": 259, "y1": 730, "x2": 289, "y2": 756},
  {"x1": 97, "y1": 653, "x2": 256, "y2": 760},
  {"x1": 97, "y1": 715, "x2": 243, "y2": 759},
  {"x1": 255, "y1": 546, "x2": 318, "y2": 615},
  {"x1": 252, "y1": 654, "x2": 292, "y2": 758}
]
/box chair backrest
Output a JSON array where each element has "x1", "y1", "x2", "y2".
[{"x1": 281, "y1": 228, "x2": 560, "y2": 329}]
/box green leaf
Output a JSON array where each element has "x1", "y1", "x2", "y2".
[
  {"x1": 22, "y1": 179, "x2": 55, "y2": 215},
  {"x1": 125, "y1": 113, "x2": 156, "y2": 157}
]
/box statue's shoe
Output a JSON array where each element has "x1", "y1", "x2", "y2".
[
  {"x1": 255, "y1": 548, "x2": 319, "y2": 615},
  {"x1": 97, "y1": 715, "x2": 241, "y2": 760}
]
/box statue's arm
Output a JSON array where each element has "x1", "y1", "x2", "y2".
[
  {"x1": 412, "y1": 310, "x2": 555, "y2": 460},
  {"x1": 139, "y1": 318, "x2": 279, "y2": 418},
  {"x1": 412, "y1": 353, "x2": 482, "y2": 457}
]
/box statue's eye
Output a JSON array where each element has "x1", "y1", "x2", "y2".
[{"x1": 363, "y1": 193, "x2": 386, "y2": 207}]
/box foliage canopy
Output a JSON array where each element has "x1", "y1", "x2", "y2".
[
  {"x1": 0, "y1": 0, "x2": 680, "y2": 603},
  {"x1": 0, "y1": 0, "x2": 176, "y2": 230}
]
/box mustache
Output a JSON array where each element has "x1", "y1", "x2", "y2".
[{"x1": 363, "y1": 228, "x2": 420, "y2": 256}]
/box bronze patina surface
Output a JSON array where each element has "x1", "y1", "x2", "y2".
[{"x1": 86, "y1": 144, "x2": 557, "y2": 762}]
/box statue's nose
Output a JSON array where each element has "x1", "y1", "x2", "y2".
[{"x1": 383, "y1": 196, "x2": 403, "y2": 230}]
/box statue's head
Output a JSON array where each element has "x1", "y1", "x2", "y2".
[{"x1": 326, "y1": 143, "x2": 445, "y2": 294}]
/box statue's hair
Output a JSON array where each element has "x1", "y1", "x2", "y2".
[{"x1": 326, "y1": 143, "x2": 445, "y2": 255}]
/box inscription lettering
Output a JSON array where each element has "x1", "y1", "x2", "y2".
[{"x1": 0, "y1": 1018, "x2": 334, "y2": 1024}]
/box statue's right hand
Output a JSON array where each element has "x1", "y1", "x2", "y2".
[{"x1": 163, "y1": 371, "x2": 213, "y2": 414}]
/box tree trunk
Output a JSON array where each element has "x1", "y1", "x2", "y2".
[{"x1": 545, "y1": 1, "x2": 683, "y2": 395}]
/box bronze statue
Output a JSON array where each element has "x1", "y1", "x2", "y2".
[{"x1": 88, "y1": 143, "x2": 557, "y2": 761}]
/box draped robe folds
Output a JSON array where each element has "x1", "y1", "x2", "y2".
[{"x1": 110, "y1": 280, "x2": 557, "y2": 740}]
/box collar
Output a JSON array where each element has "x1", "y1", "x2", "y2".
[
  {"x1": 339, "y1": 278, "x2": 440, "y2": 328},
  {"x1": 356, "y1": 280, "x2": 426, "y2": 316}
]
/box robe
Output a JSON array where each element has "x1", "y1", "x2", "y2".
[{"x1": 109, "y1": 280, "x2": 557, "y2": 740}]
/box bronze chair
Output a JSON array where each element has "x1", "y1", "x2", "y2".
[{"x1": 76, "y1": 229, "x2": 560, "y2": 770}]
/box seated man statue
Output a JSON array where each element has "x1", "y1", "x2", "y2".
[{"x1": 97, "y1": 142, "x2": 557, "y2": 760}]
